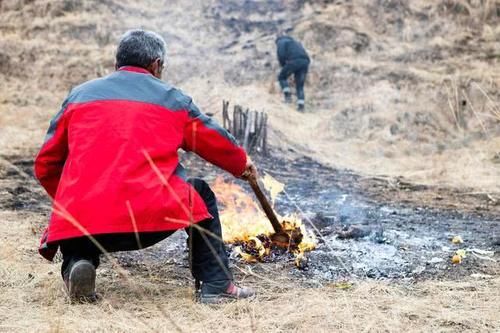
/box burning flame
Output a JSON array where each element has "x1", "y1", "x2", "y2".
[{"x1": 211, "y1": 175, "x2": 316, "y2": 265}]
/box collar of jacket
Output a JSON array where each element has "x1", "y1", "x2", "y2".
[{"x1": 118, "y1": 66, "x2": 151, "y2": 74}]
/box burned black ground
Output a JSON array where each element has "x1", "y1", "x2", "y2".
[
  {"x1": 1, "y1": 151, "x2": 498, "y2": 285},
  {"x1": 180, "y1": 151, "x2": 499, "y2": 282},
  {"x1": 0, "y1": 154, "x2": 48, "y2": 213}
]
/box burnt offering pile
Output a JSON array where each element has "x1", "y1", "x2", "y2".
[
  {"x1": 211, "y1": 176, "x2": 316, "y2": 267},
  {"x1": 233, "y1": 219, "x2": 312, "y2": 263}
]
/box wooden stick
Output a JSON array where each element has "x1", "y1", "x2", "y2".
[
  {"x1": 248, "y1": 177, "x2": 283, "y2": 233},
  {"x1": 250, "y1": 112, "x2": 260, "y2": 152},
  {"x1": 233, "y1": 105, "x2": 239, "y2": 141},
  {"x1": 240, "y1": 107, "x2": 245, "y2": 140},
  {"x1": 253, "y1": 111, "x2": 259, "y2": 134},
  {"x1": 222, "y1": 100, "x2": 228, "y2": 130},
  {"x1": 225, "y1": 101, "x2": 231, "y2": 133},
  {"x1": 262, "y1": 113, "x2": 268, "y2": 155},
  {"x1": 243, "y1": 110, "x2": 254, "y2": 150},
  {"x1": 249, "y1": 112, "x2": 261, "y2": 153}
]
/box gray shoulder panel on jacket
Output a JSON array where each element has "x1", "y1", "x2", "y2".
[
  {"x1": 67, "y1": 71, "x2": 192, "y2": 112},
  {"x1": 44, "y1": 93, "x2": 72, "y2": 143},
  {"x1": 62, "y1": 71, "x2": 239, "y2": 145},
  {"x1": 186, "y1": 98, "x2": 239, "y2": 145}
]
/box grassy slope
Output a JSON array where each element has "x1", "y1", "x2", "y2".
[
  {"x1": 0, "y1": 0, "x2": 499, "y2": 331},
  {"x1": 1, "y1": 0, "x2": 499, "y2": 191}
]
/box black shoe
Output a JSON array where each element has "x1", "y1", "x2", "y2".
[
  {"x1": 198, "y1": 282, "x2": 256, "y2": 304},
  {"x1": 297, "y1": 102, "x2": 305, "y2": 112},
  {"x1": 284, "y1": 91, "x2": 292, "y2": 104},
  {"x1": 64, "y1": 259, "x2": 97, "y2": 303}
]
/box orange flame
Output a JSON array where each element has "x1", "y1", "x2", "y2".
[
  {"x1": 212, "y1": 176, "x2": 316, "y2": 263},
  {"x1": 212, "y1": 176, "x2": 274, "y2": 242}
]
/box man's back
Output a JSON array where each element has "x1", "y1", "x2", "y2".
[
  {"x1": 65, "y1": 66, "x2": 190, "y2": 195},
  {"x1": 35, "y1": 66, "x2": 246, "y2": 254},
  {"x1": 276, "y1": 36, "x2": 309, "y2": 66}
]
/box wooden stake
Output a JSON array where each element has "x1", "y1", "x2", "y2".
[
  {"x1": 221, "y1": 102, "x2": 268, "y2": 154},
  {"x1": 243, "y1": 110, "x2": 254, "y2": 150},
  {"x1": 262, "y1": 113, "x2": 268, "y2": 155}
]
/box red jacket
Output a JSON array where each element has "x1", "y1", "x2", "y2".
[{"x1": 34, "y1": 66, "x2": 247, "y2": 260}]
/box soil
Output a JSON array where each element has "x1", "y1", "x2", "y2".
[
  {"x1": 3, "y1": 151, "x2": 497, "y2": 285},
  {"x1": 184, "y1": 151, "x2": 500, "y2": 282}
]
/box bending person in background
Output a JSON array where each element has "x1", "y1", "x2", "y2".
[
  {"x1": 34, "y1": 29, "x2": 257, "y2": 304},
  {"x1": 276, "y1": 34, "x2": 310, "y2": 112}
]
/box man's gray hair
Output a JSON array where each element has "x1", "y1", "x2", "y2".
[{"x1": 116, "y1": 29, "x2": 167, "y2": 69}]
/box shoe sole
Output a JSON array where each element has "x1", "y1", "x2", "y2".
[
  {"x1": 199, "y1": 293, "x2": 256, "y2": 304},
  {"x1": 68, "y1": 260, "x2": 96, "y2": 303}
]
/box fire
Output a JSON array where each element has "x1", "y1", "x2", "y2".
[{"x1": 211, "y1": 175, "x2": 316, "y2": 265}]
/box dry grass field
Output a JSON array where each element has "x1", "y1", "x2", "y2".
[
  {"x1": 1, "y1": 209, "x2": 499, "y2": 332},
  {"x1": 0, "y1": 0, "x2": 499, "y2": 332}
]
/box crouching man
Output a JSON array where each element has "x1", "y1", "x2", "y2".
[{"x1": 34, "y1": 29, "x2": 256, "y2": 304}]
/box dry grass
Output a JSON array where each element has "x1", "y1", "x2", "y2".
[
  {"x1": 1, "y1": 0, "x2": 499, "y2": 190},
  {"x1": 1, "y1": 211, "x2": 499, "y2": 333},
  {"x1": 1, "y1": 1, "x2": 499, "y2": 331}
]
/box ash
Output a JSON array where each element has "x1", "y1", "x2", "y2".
[
  {"x1": 181, "y1": 153, "x2": 500, "y2": 282},
  {"x1": 53, "y1": 153, "x2": 499, "y2": 283}
]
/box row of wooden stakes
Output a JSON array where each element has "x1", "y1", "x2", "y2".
[{"x1": 221, "y1": 100, "x2": 268, "y2": 155}]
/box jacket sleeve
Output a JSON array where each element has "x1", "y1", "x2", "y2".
[
  {"x1": 34, "y1": 97, "x2": 71, "y2": 198},
  {"x1": 182, "y1": 99, "x2": 247, "y2": 177},
  {"x1": 277, "y1": 39, "x2": 288, "y2": 66}
]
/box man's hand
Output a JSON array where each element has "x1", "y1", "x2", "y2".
[{"x1": 240, "y1": 155, "x2": 258, "y2": 181}]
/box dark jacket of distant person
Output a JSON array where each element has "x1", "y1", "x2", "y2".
[{"x1": 276, "y1": 36, "x2": 310, "y2": 66}]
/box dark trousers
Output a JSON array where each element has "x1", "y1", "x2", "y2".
[
  {"x1": 278, "y1": 58, "x2": 310, "y2": 101},
  {"x1": 59, "y1": 178, "x2": 232, "y2": 286}
]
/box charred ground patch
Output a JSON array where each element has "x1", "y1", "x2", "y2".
[
  {"x1": 0, "y1": 154, "x2": 48, "y2": 212},
  {"x1": 1, "y1": 151, "x2": 498, "y2": 284},
  {"x1": 178, "y1": 152, "x2": 499, "y2": 282}
]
